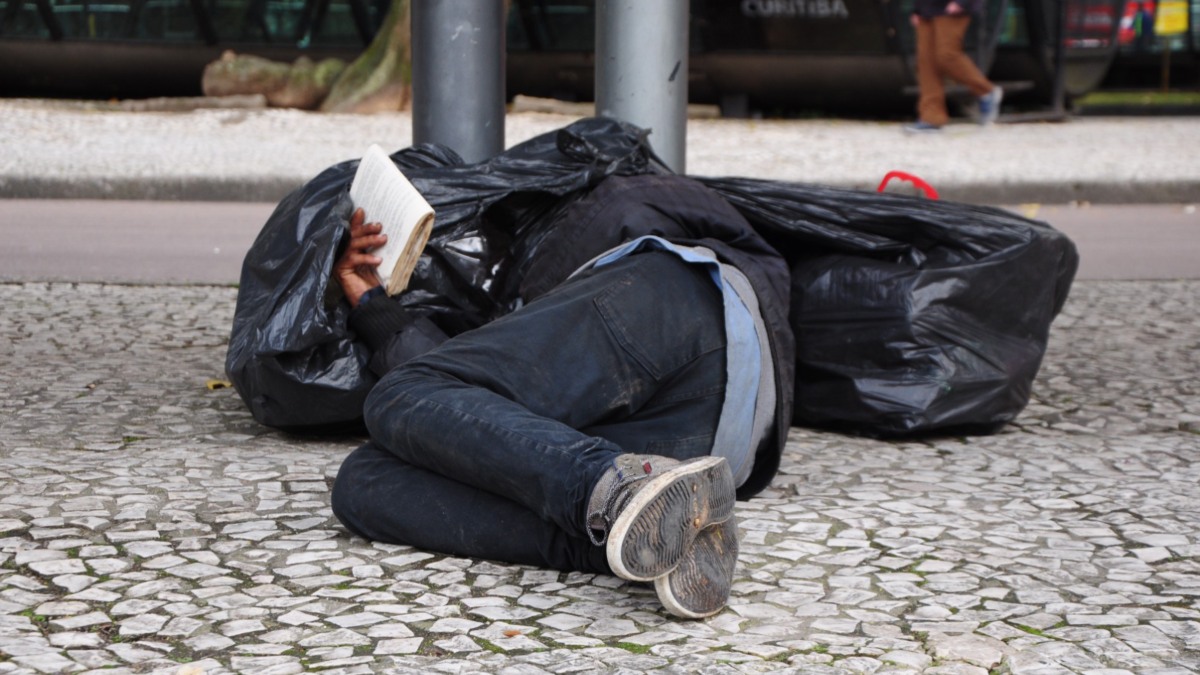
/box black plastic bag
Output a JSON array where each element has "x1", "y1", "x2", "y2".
[
  {"x1": 701, "y1": 177, "x2": 1078, "y2": 436},
  {"x1": 227, "y1": 117, "x2": 1077, "y2": 437},
  {"x1": 226, "y1": 118, "x2": 662, "y2": 430}
]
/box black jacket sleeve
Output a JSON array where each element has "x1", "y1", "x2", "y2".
[{"x1": 348, "y1": 298, "x2": 449, "y2": 377}]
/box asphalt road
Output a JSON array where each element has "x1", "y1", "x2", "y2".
[
  {"x1": 0, "y1": 200, "x2": 275, "y2": 285},
  {"x1": 1, "y1": 200, "x2": 1197, "y2": 284}
]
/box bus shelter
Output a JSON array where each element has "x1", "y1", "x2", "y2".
[{"x1": 0, "y1": 0, "x2": 1131, "y2": 113}]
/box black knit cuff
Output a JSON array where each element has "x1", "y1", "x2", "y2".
[{"x1": 348, "y1": 298, "x2": 414, "y2": 354}]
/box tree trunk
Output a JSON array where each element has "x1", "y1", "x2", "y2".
[
  {"x1": 321, "y1": 0, "x2": 411, "y2": 114},
  {"x1": 202, "y1": 50, "x2": 347, "y2": 110}
]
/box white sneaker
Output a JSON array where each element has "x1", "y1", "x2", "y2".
[
  {"x1": 590, "y1": 455, "x2": 736, "y2": 582},
  {"x1": 979, "y1": 86, "x2": 1004, "y2": 126}
]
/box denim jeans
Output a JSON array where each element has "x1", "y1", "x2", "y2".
[{"x1": 331, "y1": 251, "x2": 727, "y2": 573}]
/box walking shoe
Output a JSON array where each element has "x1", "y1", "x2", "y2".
[
  {"x1": 902, "y1": 121, "x2": 943, "y2": 134},
  {"x1": 587, "y1": 454, "x2": 736, "y2": 582},
  {"x1": 978, "y1": 86, "x2": 1003, "y2": 125},
  {"x1": 654, "y1": 516, "x2": 739, "y2": 619}
]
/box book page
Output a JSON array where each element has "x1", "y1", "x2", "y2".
[{"x1": 349, "y1": 144, "x2": 435, "y2": 296}]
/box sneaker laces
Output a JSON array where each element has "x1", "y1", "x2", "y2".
[{"x1": 585, "y1": 456, "x2": 657, "y2": 546}]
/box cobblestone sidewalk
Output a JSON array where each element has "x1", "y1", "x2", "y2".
[{"x1": 0, "y1": 280, "x2": 1197, "y2": 674}]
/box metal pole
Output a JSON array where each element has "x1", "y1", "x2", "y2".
[
  {"x1": 411, "y1": 0, "x2": 505, "y2": 164},
  {"x1": 1050, "y1": 0, "x2": 1067, "y2": 116},
  {"x1": 595, "y1": 0, "x2": 689, "y2": 173}
]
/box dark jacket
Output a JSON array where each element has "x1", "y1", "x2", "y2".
[
  {"x1": 913, "y1": 0, "x2": 983, "y2": 18},
  {"x1": 351, "y1": 174, "x2": 795, "y2": 500}
]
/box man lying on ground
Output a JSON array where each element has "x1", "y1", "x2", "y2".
[{"x1": 329, "y1": 174, "x2": 794, "y2": 619}]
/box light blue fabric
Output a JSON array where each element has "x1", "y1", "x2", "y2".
[{"x1": 574, "y1": 235, "x2": 768, "y2": 486}]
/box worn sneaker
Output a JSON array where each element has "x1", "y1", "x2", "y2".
[
  {"x1": 978, "y1": 86, "x2": 1003, "y2": 125},
  {"x1": 902, "y1": 121, "x2": 943, "y2": 134},
  {"x1": 587, "y1": 454, "x2": 736, "y2": 582},
  {"x1": 654, "y1": 516, "x2": 739, "y2": 619}
]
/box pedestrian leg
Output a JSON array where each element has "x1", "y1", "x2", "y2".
[
  {"x1": 915, "y1": 16, "x2": 950, "y2": 126},
  {"x1": 931, "y1": 14, "x2": 994, "y2": 97}
]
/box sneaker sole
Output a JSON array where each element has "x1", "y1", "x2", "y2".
[
  {"x1": 655, "y1": 517, "x2": 739, "y2": 619},
  {"x1": 606, "y1": 456, "x2": 735, "y2": 582}
]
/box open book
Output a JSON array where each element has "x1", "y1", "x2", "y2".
[{"x1": 349, "y1": 144, "x2": 436, "y2": 296}]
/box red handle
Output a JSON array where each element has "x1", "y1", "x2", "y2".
[{"x1": 877, "y1": 171, "x2": 939, "y2": 200}]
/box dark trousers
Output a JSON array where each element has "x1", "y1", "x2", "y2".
[{"x1": 331, "y1": 251, "x2": 728, "y2": 573}]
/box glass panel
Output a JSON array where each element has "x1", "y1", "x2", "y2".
[
  {"x1": 544, "y1": 0, "x2": 592, "y2": 50},
  {"x1": 0, "y1": 0, "x2": 380, "y2": 42},
  {"x1": 264, "y1": 0, "x2": 304, "y2": 42},
  {"x1": 209, "y1": 0, "x2": 378, "y2": 45},
  {"x1": 0, "y1": 0, "x2": 207, "y2": 41},
  {"x1": 1118, "y1": 1, "x2": 1154, "y2": 49},
  {"x1": 1193, "y1": 0, "x2": 1199, "y2": 48},
  {"x1": 1065, "y1": 0, "x2": 1119, "y2": 47},
  {"x1": 1, "y1": 0, "x2": 54, "y2": 37},
  {"x1": 694, "y1": 0, "x2": 885, "y2": 53},
  {"x1": 1116, "y1": 0, "x2": 1194, "y2": 53},
  {"x1": 999, "y1": 0, "x2": 1031, "y2": 47},
  {"x1": 47, "y1": 0, "x2": 139, "y2": 39},
  {"x1": 307, "y1": 0, "x2": 360, "y2": 45},
  {"x1": 895, "y1": 0, "x2": 914, "y2": 52},
  {"x1": 290, "y1": 0, "x2": 384, "y2": 47},
  {"x1": 209, "y1": 0, "x2": 269, "y2": 41},
  {"x1": 134, "y1": 0, "x2": 201, "y2": 40},
  {"x1": 504, "y1": 0, "x2": 593, "y2": 51},
  {"x1": 506, "y1": 1, "x2": 529, "y2": 50}
]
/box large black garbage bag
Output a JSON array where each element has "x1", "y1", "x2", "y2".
[
  {"x1": 226, "y1": 118, "x2": 662, "y2": 430},
  {"x1": 700, "y1": 177, "x2": 1078, "y2": 436},
  {"x1": 228, "y1": 115, "x2": 1077, "y2": 437}
]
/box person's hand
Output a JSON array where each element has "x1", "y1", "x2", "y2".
[
  {"x1": 334, "y1": 207, "x2": 387, "y2": 308},
  {"x1": 946, "y1": 1, "x2": 963, "y2": 14},
  {"x1": 911, "y1": 12, "x2": 920, "y2": 27}
]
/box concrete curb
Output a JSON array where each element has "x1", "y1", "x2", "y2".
[
  {"x1": 0, "y1": 175, "x2": 303, "y2": 203},
  {"x1": 5, "y1": 175, "x2": 1199, "y2": 205},
  {"x1": 930, "y1": 179, "x2": 1200, "y2": 205}
]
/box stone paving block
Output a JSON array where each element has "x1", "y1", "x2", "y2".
[{"x1": 0, "y1": 281, "x2": 1199, "y2": 672}]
